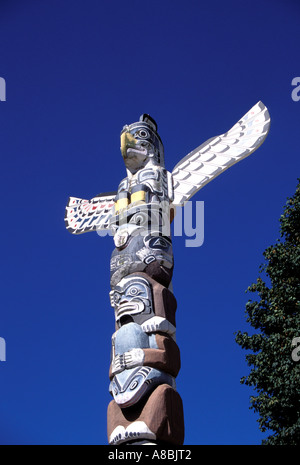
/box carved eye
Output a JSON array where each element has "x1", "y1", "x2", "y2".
[
  {"x1": 127, "y1": 286, "x2": 140, "y2": 297},
  {"x1": 137, "y1": 129, "x2": 149, "y2": 139},
  {"x1": 129, "y1": 380, "x2": 138, "y2": 390}
]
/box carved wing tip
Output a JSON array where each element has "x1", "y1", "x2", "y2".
[
  {"x1": 253, "y1": 100, "x2": 271, "y2": 123},
  {"x1": 256, "y1": 101, "x2": 271, "y2": 137}
]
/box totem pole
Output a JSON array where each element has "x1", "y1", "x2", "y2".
[{"x1": 65, "y1": 102, "x2": 270, "y2": 445}]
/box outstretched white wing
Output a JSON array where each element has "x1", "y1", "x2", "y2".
[
  {"x1": 172, "y1": 101, "x2": 270, "y2": 206},
  {"x1": 65, "y1": 192, "x2": 116, "y2": 234}
]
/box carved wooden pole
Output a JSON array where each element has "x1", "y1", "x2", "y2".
[{"x1": 65, "y1": 104, "x2": 270, "y2": 445}]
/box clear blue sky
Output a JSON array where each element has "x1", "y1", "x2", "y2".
[{"x1": 0, "y1": 0, "x2": 299, "y2": 445}]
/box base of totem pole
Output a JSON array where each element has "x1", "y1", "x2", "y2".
[
  {"x1": 107, "y1": 384, "x2": 184, "y2": 445},
  {"x1": 125, "y1": 441, "x2": 157, "y2": 445}
]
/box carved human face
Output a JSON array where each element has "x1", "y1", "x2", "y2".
[{"x1": 110, "y1": 276, "x2": 153, "y2": 327}]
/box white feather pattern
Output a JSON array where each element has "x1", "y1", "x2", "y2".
[
  {"x1": 171, "y1": 101, "x2": 270, "y2": 206},
  {"x1": 64, "y1": 193, "x2": 116, "y2": 234}
]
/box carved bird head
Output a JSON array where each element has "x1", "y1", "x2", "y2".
[{"x1": 120, "y1": 114, "x2": 164, "y2": 174}]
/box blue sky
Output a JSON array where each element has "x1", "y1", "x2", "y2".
[{"x1": 0, "y1": 0, "x2": 299, "y2": 445}]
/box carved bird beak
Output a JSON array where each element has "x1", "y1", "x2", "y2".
[
  {"x1": 120, "y1": 131, "x2": 137, "y2": 158},
  {"x1": 120, "y1": 130, "x2": 148, "y2": 173}
]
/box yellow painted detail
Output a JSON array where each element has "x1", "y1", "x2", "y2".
[
  {"x1": 131, "y1": 190, "x2": 146, "y2": 204},
  {"x1": 115, "y1": 197, "x2": 129, "y2": 213}
]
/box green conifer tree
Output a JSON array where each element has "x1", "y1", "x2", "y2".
[{"x1": 235, "y1": 179, "x2": 300, "y2": 445}]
